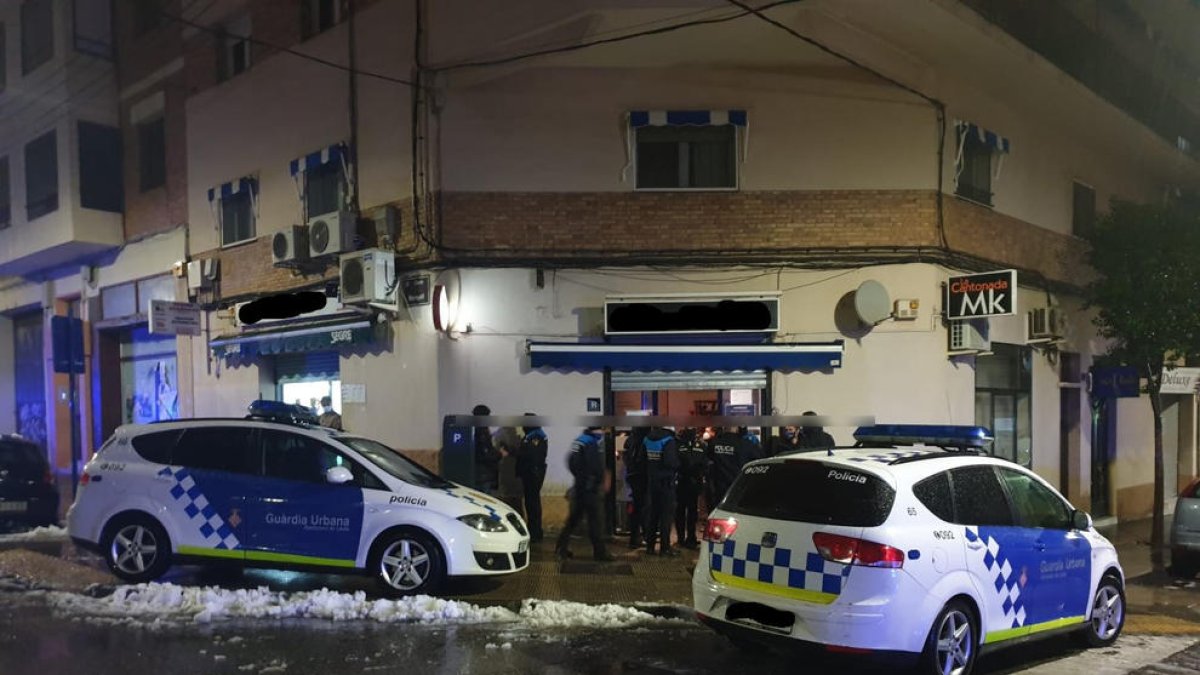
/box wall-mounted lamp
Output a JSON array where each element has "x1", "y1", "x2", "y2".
[{"x1": 433, "y1": 283, "x2": 458, "y2": 334}]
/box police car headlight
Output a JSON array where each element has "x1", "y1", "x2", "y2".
[{"x1": 458, "y1": 514, "x2": 508, "y2": 533}]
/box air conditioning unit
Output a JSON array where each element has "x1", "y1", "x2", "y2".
[
  {"x1": 271, "y1": 225, "x2": 310, "y2": 264},
  {"x1": 949, "y1": 318, "x2": 990, "y2": 353},
  {"x1": 339, "y1": 248, "x2": 395, "y2": 305},
  {"x1": 308, "y1": 210, "x2": 358, "y2": 258},
  {"x1": 1027, "y1": 307, "x2": 1065, "y2": 342}
]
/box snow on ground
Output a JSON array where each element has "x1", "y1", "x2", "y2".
[
  {"x1": 0, "y1": 525, "x2": 67, "y2": 542},
  {"x1": 45, "y1": 583, "x2": 674, "y2": 630}
]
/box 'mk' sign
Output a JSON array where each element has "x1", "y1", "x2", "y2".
[{"x1": 945, "y1": 270, "x2": 1017, "y2": 320}]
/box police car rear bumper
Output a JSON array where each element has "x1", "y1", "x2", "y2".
[
  {"x1": 695, "y1": 611, "x2": 920, "y2": 666},
  {"x1": 693, "y1": 570, "x2": 930, "y2": 653}
]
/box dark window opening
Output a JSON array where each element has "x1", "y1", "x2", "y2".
[
  {"x1": 21, "y1": 0, "x2": 54, "y2": 75},
  {"x1": 138, "y1": 117, "x2": 166, "y2": 192},
  {"x1": 24, "y1": 130, "x2": 58, "y2": 221},
  {"x1": 172, "y1": 427, "x2": 260, "y2": 475},
  {"x1": 636, "y1": 125, "x2": 737, "y2": 189},
  {"x1": 913, "y1": 472, "x2": 955, "y2": 522},
  {"x1": 305, "y1": 161, "x2": 341, "y2": 217},
  {"x1": 78, "y1": 122, "x2": 123, "y2": 213},
  {"x1": 956, "y1": 131, "x2": 993, "y2": 206},
  {"x1": 220, "y1": 189, "x2": 254, "y2": 245},
  {"x1": 131, "y1": 429, "x2": 181, "y2": 464},
  {"x1": 976, "y1": 343, "x2": 1033, "y2": 467},
  {"x1": 216, "y1": 16, "x2": 251, "y2": 82},
  {"x1": 1073, "y1": 181, "x2": 1096, "y2": 239},
  {"x1": 0, "y1": 157, "x2": 10, "y2": 229},
  {"x1": 949, "y1": 466, "x2": 1014, "y2": 526},
  {"x1": 301, "y1": 0, "x2": 342, "y2": 40}
]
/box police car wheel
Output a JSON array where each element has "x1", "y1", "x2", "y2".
[
  {"x1": 919, "y1": 600, "x2": 977, "y2": 675},
  {"x1": 1080, "y1": 576, "x2": 1125, "y2": 648},
  {"x1": 372, "y1": 529, "x2": 445, "y2": 596},
  {"x1": 102, "y1": 515, "x2": 171, "y2": 583}
]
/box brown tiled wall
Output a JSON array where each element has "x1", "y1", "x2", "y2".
[
  {"x1": 121, "y1": 74, "x2": 190, "y2": 241},
  {"x1": 194, "y1": 237, "x2": 339, "y2": 299},
  {"x1": 439, "y1": 190, "x2": 942, "y2": 253},
  {"x1": 438, "y1": 190, "x2": 1090, "y2": 286}
]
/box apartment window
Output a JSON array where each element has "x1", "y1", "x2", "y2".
[
  {"x1": 305, "y1": 161, "x2": 342, "y2": 217},
  {"x1": 301, "y1": 0, "x2": 343, "y2": 40},
  {"x1": 0, "y1": 157, "x2": 10, "y2": 229},
  {"x1": 78, "y1": 122, "x2": 122, "y2": 213},
  {"x1": 956, "y1": 130, "x2": 992, "y2": 205},
  {"x1": 131, "y1": 0, "x2": 163, "y2": 37},
  {"x1": 21, "y1": 0, "x2": 54, "y2": 75},
  {"x1": 975, "y1": 343, "x2": 1032, "y2": 468},
  {"x1": 221, "y1": 190, "x2": 255, "y2": 246},
  {"x1": 636, "y1": 125, "x2": 737, "y2": 189},
  {"x1": 24, "y1": 130, "x2": 57, "y2": 221},
  {"x1": 1072, "y1": 181, "x2": 1096, "y2": 239},
  {"x1": 217, "y1": 14, "x2": 251, "y2": 82},
  {"x1": 138, "y1": 117, "x2": 166, "y2": 191}
]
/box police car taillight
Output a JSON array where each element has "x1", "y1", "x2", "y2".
[
  {"x1": 813, "y1": 532, "x2": 903, "y2": 569},
  {"x1": 703, "y1": 518, "x2": 738, "y2": 544}
]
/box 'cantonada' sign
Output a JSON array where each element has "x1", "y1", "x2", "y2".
[{"x1": 945, "y1": 270, "x2": 1017, "y2": 320}]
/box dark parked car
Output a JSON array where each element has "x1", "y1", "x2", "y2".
[
  {"x1": 1171, "y1": 478, "x2": 1200, "y2": 578},
  {"x1": 0, "y1": 436, "x2": 59, "y2": 531}
]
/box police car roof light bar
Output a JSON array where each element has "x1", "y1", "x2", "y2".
[
  {"x1": 852, "y1": 424, "x2": 993, "y2": 449},
  {"x1": 246, "y1": 399, "x2": 320, "y2": 426}
]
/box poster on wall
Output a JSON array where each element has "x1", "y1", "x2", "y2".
[{"x1": 128, "y1": 359, "x2": 179, "y2": 424}]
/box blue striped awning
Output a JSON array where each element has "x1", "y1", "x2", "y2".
[
  {"x1": 290, "y1": 143, "x2": 346, "y2": 176},
  {"x1": 528, "y1": 341, "x2": 842, "y2": 373},
  {"x1": 629, "y1": 110, "x2": 747, "y2": 127},
  {"x1": 207, "y1": 176, "x2": 257, "y2": 203},
  {"x1": 956, "y1": 121, "x2": 1010, "y2": 154}
]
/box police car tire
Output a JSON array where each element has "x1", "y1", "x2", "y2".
[
  {"x1": 370, "y1": 528, "x2": 445, "y2": 597},
  {"x1": 101, "y1": 514, "x2": 172, "y2": 584},
  {"x1": 918, "y1": 599, "x2": 978, "y2": 675},
  {"x1": 1078, "y1": 575, "x2": 1124, "y2": 648}
]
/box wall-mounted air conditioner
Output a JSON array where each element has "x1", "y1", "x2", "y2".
[
  {"x1": 949, "y1": 318, "x2": 990, "y2": 353},
  {"x1": 1027, "y1": 307, "x2": 1065, "y2": 343},
  {"x1": 339, "y1": 248, "x2": 394, "y2": 305},
  {"x1": 308, "y1": 210, "x2": 357, "y2": 258},
  {"x1": 272, "y1": 225, "x2": 309, "y2": 265}
]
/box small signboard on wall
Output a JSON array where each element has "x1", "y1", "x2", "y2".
[
  {"x1": 149, "y1": 300, "x2": 202, "y2": 336},
  {"x1": 401, "y1": 275, "x2": 431, "y2": 306}
]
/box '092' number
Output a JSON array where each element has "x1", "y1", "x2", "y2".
[{"x1": 744, "y1": 465, "x2": 770, "y2": 474}]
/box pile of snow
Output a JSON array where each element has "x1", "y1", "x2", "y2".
[
  {"x1": 0, "y1": 525, "x2": 67, "y2": 542},
  {"x1": 47, "y1": 583, "x2": 672, "y2": 629}
]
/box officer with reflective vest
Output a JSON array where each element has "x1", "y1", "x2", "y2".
[
  {"x1": 642, "y1": 426, "x2": 680, "y2": 556},
  {"x1": 556, "y1": 427, "x2": 614, "y2": 562}
]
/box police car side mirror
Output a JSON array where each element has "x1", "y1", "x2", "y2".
[
  {"x1": 326, "y1": 466, "x2": 354, "y2": 485},
  {"x1": 1071, "y1": 510, "x2": 1092, "y2": 531}
]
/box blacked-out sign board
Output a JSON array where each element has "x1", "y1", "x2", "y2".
[
  {"x1": 401, "y1": 275, "x2": 430, "y2": 306},
  {"x1": 945, "y1": 270, "x2": 1017, "y2": 320}
]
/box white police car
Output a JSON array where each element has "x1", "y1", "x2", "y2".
[
  {"x1": 67, "y1": 401, "x2": 530, "y2": 596},
  {"x1": 693, "y1": 425, "x2": 1124, "y2": 675}
]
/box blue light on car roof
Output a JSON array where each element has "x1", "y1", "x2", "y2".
[{"x1": 852, "y1": 424, "x2": 993, "y2": 448}]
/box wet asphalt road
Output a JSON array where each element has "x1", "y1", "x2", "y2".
[{"x1": 0, "y1": 591, "x2": 1178, "y2": 675}]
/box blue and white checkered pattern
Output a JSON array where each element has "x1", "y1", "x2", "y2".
[
  {"x1": 289, "y1": 143, "x2": 346, "y2": 176},
  {"x1": 157, "y1": 467, "x2": 241, "y2": 550},
  {"x1": 965, "y1": 527, "x2": 1025, "y2": 628},
  {"x1": 629, "y1": 110, "x2": 748, "y2": 127},
  {"x1": 206, "y1": 177, "x2": 257, "y2": 203},
  {"x1": 709, "y1": 539, "x2": 852, "y2": 596},
  {"x1": 844, "y1": 451, "x2": 927, "y2": 464}
]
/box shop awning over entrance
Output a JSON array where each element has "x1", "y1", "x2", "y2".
[
  {"x1": 210, "y1": 313, "x2": 375, "y2": 357},
  {"x1": 528, "y1": 341, "x2": 843, "y2": 372}
]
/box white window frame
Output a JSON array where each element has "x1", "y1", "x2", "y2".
[{"x1": 632, "y1": 124, "x2": 741, "y2": 193}]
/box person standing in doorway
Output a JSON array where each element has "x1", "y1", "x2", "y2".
[
  {"x1": 556, "y1": 427, "x2": 614, "y2": 562},
  {"x1": 318, "y1": 396, "x2": 343, "y2": 431},
  {"x1": 516, "y1": 414, "x2": 548, "y2": 542},
  {"x1": 624, "y1": 427, "x2": 649, "y2": 549},
  {"x1": 643, "y1": 426, "x2": 680, "y2": 556},
  {"x1": 472, "y1": 404, "x2": 500, "y2": 495},
  {"x1": 675, "y1": 427, "x2": 707, "y2": 549}
]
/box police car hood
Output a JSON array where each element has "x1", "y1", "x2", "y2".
[{"x1": 382, "y1": 476, "x2": 516, "y2": 520}]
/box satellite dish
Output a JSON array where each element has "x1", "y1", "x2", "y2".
[{"x1": 853, "y1": 280, "x2": 891, "y2": 326}]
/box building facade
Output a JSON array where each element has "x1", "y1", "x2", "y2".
[{"x1": 2, "y1": 0, "x2": 1199, "y2": 525}]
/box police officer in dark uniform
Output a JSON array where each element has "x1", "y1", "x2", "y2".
[
  {"x1": 624, "y1": 427, "x2": 649, "y2": 549},
  {"x1": 516, "y1": 413, "x2": 548, "y2": 542},
  {"x1": 642, "y1": 426, "x2": 680, "y2": 556},
  {"x1": 556, "y1": 427, "x2": 614, "y2": 562},
  {"x1": 706, "y1": 427, "x2": 758, "y2": 512},
  {"x1": 674, "y1": 428, "x2": 708, "y2": 549},
  {"x1": 796, "y1": 411, "x2": 836, "y2": 450},
  {"x1": 472, "y1": 404, "x2": 500, "y2": 494}
]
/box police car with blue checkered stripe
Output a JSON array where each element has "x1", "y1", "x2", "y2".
[
  {"x1": 693, "y1": 424, "x2": 1124, "y2": 675},
  {"x1": 66, "y1": 401, "x2": 529, "y2": 596}
]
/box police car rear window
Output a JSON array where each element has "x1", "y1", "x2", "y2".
[
  {"x1": 131, "y1": 430, "x2": 181, "y2": 464},
  {"x1": 721, "y1": 460, "x2": 895, "y2": 527}
]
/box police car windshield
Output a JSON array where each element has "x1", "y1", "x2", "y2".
[
  {"x1": 722, "y1": 460, "x2": 895, "y2": 527},
  {"x1": 341, "y1": 437, "x2": 452, "y2": 489}
]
